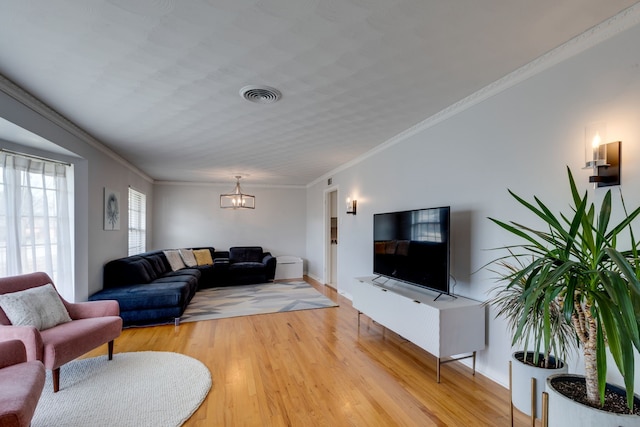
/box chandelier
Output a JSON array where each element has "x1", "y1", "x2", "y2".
[{"x1": 220, "y1": 176, "x2": 255, "y2": 209}]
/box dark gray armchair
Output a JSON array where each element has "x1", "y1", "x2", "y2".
[{"x1": 226, "y1": 246, "x2": 276, "y2": 285}]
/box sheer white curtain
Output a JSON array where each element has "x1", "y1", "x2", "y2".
[{"x1": 0, "y1": 152, "x2": 74, "y2": 299}]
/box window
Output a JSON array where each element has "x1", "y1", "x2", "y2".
[
  {"x1": 0, "y1": 152, "x2": 74, "y2": 299},
  {"x1": 128, "y1": 187, "x2": 146, "y2": 255}
]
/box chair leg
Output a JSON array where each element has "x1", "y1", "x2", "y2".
[
  {"x1": 53, "y1": 341, "x2": 114, "y2": 393},
  {"x1": 53, "y1": 368, "x2": 60, "y2": 393}
]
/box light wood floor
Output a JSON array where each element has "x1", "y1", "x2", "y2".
[{"x1": 86, "y1": 278, "x2": 530, "y2": 426}]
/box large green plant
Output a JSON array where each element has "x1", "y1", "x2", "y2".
[
  {"x1": 488, "y1": 254, "x2": 577, "y2": 368},
  {"x1": 489, "y1": 167, "x2": 640, "y2": 411}
]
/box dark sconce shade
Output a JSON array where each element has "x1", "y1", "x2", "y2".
[{"x1": 588, "y1": 141, "x2": 621, "y2": 187}]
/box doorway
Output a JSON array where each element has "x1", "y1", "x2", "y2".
[{"x1": 325, "y1": 189, "x2": 338, "y2": 289}]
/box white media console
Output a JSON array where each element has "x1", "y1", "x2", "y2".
[{"x1": 352, "y1": 277, "x2": 486, "y2": 382}]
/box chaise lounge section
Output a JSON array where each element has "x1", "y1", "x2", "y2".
[{"x1": 89, "y1": 248, "x2": 214, "y2": 326}]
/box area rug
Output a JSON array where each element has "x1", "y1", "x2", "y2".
[
  {"x1": 180, "y1": 280, "x2": 338, "y2": 323},
  {"x1": 32, "y1": 352, "x2": 211, "y2": 427}
]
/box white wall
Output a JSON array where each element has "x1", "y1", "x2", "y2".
[
  {"x1": 305, "y1": 22, "x2": 640, "y2": 387},
  {"x1": 153, "y1": 182, "x2": 306, "y2": 262},
  {"x1": 0, "y1": 85, "x2": 154, "y2": 300}
]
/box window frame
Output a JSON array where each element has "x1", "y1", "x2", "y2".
[{"x1": 128, "y1": 187, "x2": 146, "y2": 256}]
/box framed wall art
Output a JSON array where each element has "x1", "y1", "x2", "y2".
[{"x1": 104, "y1": 188, "x2": 120, "y2": 230}]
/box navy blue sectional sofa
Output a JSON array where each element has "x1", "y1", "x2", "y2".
[
  {"x1": 88, "y1": 248, "x2": 213, "y2": 326},
  {"x1": 89, "y1": 246, "x2": 276, "y2": 326}
]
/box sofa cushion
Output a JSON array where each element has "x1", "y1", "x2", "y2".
[
  {"x1": 90, "y1": 282, "x2": 193, "y2": 311},
  {"x1": 163, "y1": 250, "x2": 186, "y2": 271},
  {"x1": 179, "y1": 249, "x2": 197, "y2": 267},
  {"x1": 143, "y1": 253, "x2": 169, "y2": 276},
  {"x1": 118, "y1": 306, "x2": 183, "y2": 325},
  {"x1": 228, "y1": 262, "x2": 265, "y2": 272},
  {"x1": 229, "y1": 247, "x2": 264, "y2": 263},
  {"x1": 192, "y1": 264, "x2": 216, "y2": 288},
  {"x1": 140, "y1": 257, "x2": 159, "y2": 281},
  {"x1": 104, "y1": 257, "x2": 157, "y2": 287},
  {"x1": 160, "y1": 269, "x2": 201, "y2": 280},
  {"x1": 227, "y1": 262, "x2": 268, "y2": 285},
  {"x1": 0, "y1": 284, "x2": 72, "y2": 330},
  {"x1": 193, "y1": 249, "x2": 213, "y2": 266}
]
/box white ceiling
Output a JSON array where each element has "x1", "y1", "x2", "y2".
[{"x1": 0, "y1": 0, "x2": 637, "y2": 185}]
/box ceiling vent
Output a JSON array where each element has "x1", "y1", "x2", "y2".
[{"x1": 239, "y1": 85, "x2": 282, "y2": 104}]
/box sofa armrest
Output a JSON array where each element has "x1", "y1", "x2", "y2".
[
  {"x1": 65, "y1": 300, "x2": 120, "y2": 319},
  {"x1": 262, "y1": 252, "x2": 273, "y2": 264},
  {"x1": 0, "y1": 325, "x2": 44, "y2": 362},
  {"x1": 0, "y1": 340, "x2": 27, "y2": 369},
  {"x1": 262, "y1": 253, "x2": 277, "y2": 280}
]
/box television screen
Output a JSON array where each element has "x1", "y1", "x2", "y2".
[{"x1": 373, "y1": 206, "x2": 450, "y2": 294}]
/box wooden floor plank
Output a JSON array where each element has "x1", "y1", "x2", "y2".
[{"x1": 84, "y1": 278, "x2": 531, "y2": 426}]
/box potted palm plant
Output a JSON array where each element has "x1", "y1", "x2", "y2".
[
  {"x1": 488, "y1": 255, "x2": 576, "y2": 421},
  {"x1": 488, "y1": 167, "x2": 640, "y2": 425}
]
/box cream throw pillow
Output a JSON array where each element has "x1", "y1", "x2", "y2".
[
  {"x1": 163, "y1": 250, "x2": 186, "y2": 271},
  {"x1": 0, "y1": 284, "x2": 72, "y2": 330},
  {"x1": 193, "y1": 249, "x2": 214, "y2": 266},
  {"x1": 179, "y1": 249, "x2": 197, "y2": 267}
]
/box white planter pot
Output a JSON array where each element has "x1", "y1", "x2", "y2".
[
  {"x1": 511, "y1": 351, "x2": 567, "y2": 420},
  {"x1": 546, "y1": 374, "x2": 640, "y2": 427}
]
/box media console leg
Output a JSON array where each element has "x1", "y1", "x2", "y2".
[
  {"x1": 436, "y1": 352, "x2": 476, "y2": 383},
  {"x1": 472, "y1": 351, "x2": 476, "y2": 376}
]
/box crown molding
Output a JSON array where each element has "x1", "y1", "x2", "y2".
[
  {"x1": 308, "y1": 3, "x2": 640, "y2": 188},
  {"x1": 0, "y1": 74, "x2": 154, "y2": 183},
  {"x1": 155, "y1": 180, "x2": 306, "y2": 189}
]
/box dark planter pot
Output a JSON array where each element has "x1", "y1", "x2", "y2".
[{"x1": 546, "y1": 374, "x2": 640, "y2": 426}]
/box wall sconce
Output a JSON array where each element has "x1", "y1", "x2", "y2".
[
  {"x1": 584, "y1": 123, "x2": 621, "y2": 188},
  {"x1": 346, "y1": 197, "x2": 357, "y2": 215}
]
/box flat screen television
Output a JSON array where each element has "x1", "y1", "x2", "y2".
[{"x1": 373, "y1": 206, "x2": 450, "y2": 295}]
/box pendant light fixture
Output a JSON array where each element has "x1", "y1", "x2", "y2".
[{"x1": 220, "y1": 176, "x2": 255, "y2": 209}]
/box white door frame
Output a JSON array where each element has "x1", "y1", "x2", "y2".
[{"x1": 323, "y1": 185, "x2": 339, "y2": 286}]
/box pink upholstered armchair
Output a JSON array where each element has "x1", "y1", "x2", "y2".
[
  {"x1": 0, "y1": 340, "x2": 45, "y2": 427},
  {"x1": 0, "y1": 272, "x2": 122, "y2": 392}
]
